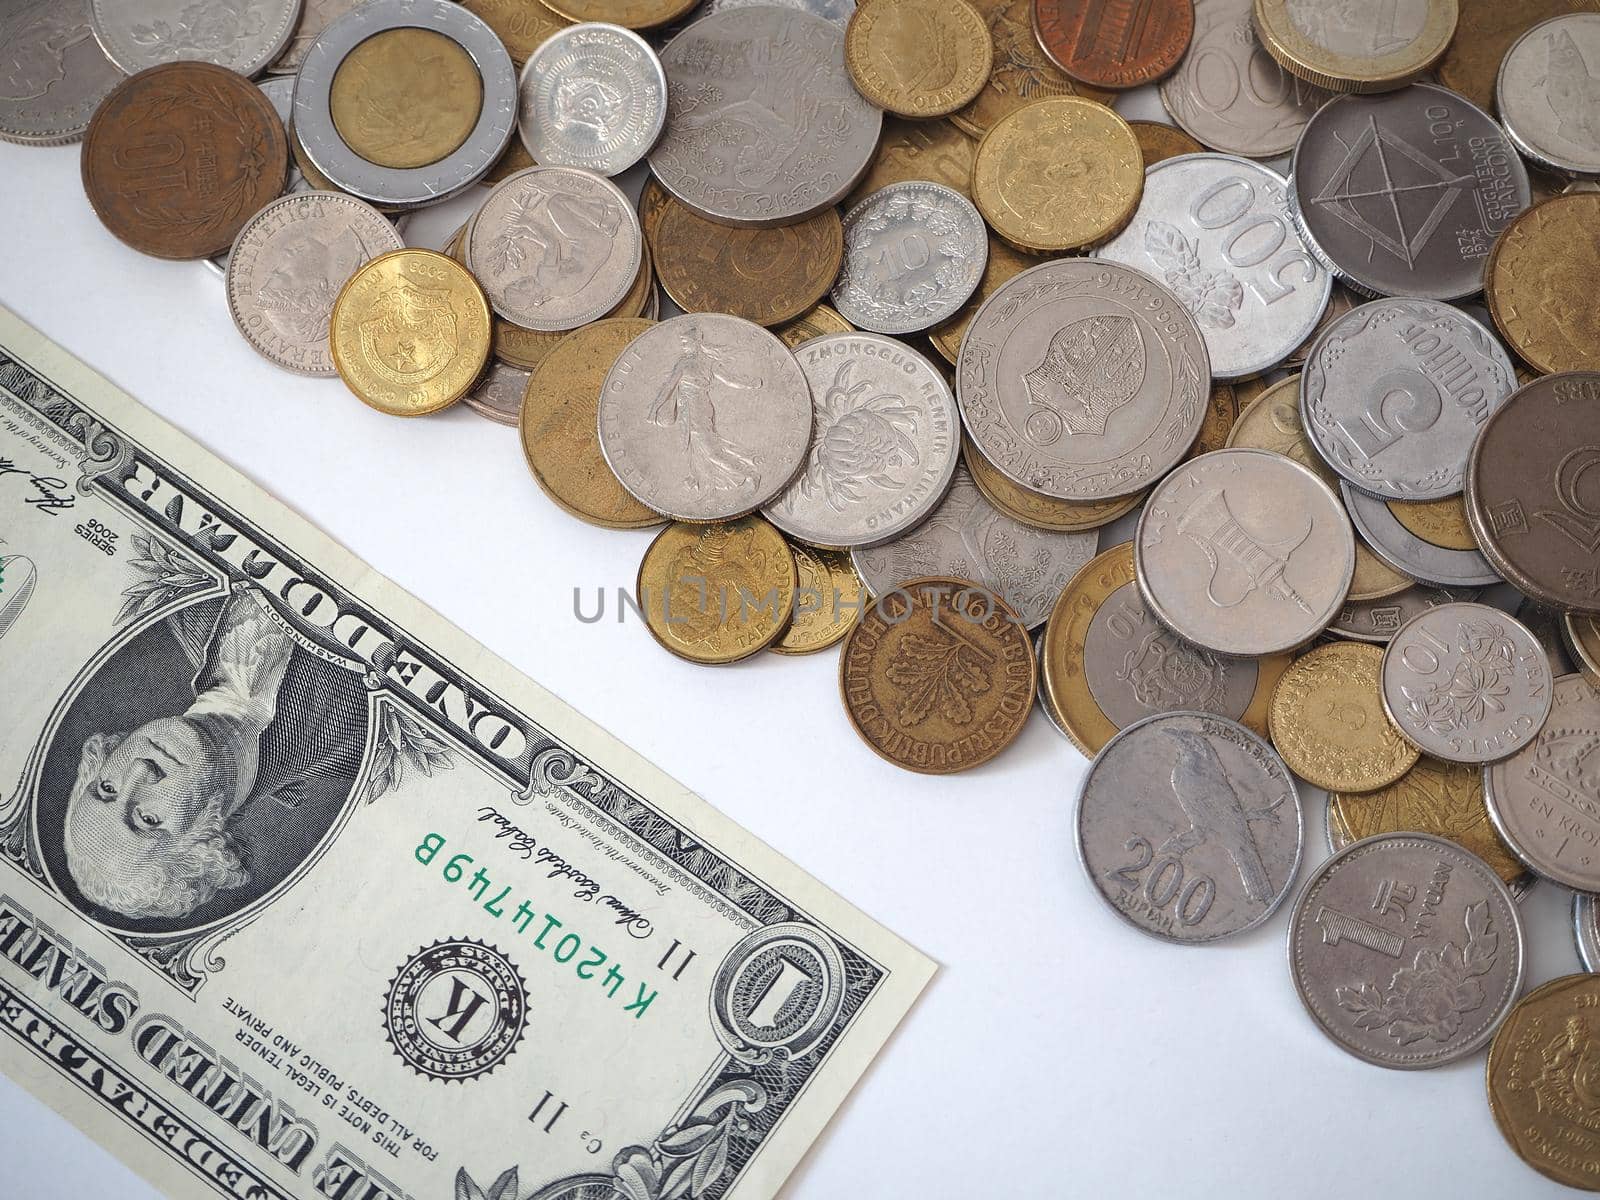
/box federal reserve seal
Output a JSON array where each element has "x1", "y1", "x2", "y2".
[{"x1": 384, "y1": 939, "x2": 528, "y2": 1082}]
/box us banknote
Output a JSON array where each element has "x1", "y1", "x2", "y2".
[{"x1": 0, "y1": 306, "x2": 933, "y2": 1200}]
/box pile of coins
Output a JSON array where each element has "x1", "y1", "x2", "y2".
[{"x1": 9, "y1": 0, "x2": 1600, "y2": 1185}]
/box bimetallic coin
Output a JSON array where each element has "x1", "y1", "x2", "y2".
[
  {"x1": 517, "y1": 23, "x2": 665, "y2": 177},
  {"x1": 764, "y1": 333, "x2": 960, "y2": 548},
  {"x1": 1329, "y1": 585, "x2": 1476, "y2": 644},
  {"x1": 637, "y1": 517, "x2": 796, "y2": 664},
  {"x1": 1095, "y1": 154, "x2": 1330, "y2": 381},
  {"x1": 269, "y1": 0, "x2": 365, "y2": 74},
  {"x1": 958, "y1": 259, "x2": 1210, "y2": 502},
  {"x1": 1077, "y1": 712, "x2": 1303, "y2": 943},
  {"x1": 773, "y1": 544, "x2": 863, "y2": 654},
  {"x1": 460, "y1": 0, "x2": 571, "y2": 63},
  {"x1": 598, "y1": 314, "x2": 812, "y2": 523},
  {"x1": 952, "y1": 0, "x2": 1115, "y2": 137},
  {"x1": 1135, "y1": 448, "x2": 1355, "y2": 657},
  {"x1": 1268, "y1": 642, "x2": 1418, "y2": 792},
  {"x1": 226, "y1": 192, "x2": 403, "y2": 376},
  {"x1": 1288, "y1": 833, "x2": 1524, "y2": 1069},
  {"x1": 1301, "y1": 299, "x2": 1516, "y2": 501},
  {"x1": 840, "y1": 577, "x2": 1036, "y2": 772},
  {"x1": 846, "y1": 117, "x2": 975, "y2": 208},
  {"x1": 1485, "y1": 195, "x2": 1600, "y2": 375},
  {"x1": 650, "y1": 8, "x2": 881, "y2": 227},
  {"x1": 1252, "y1": 0, "x2": 1459, "y2": 93},
  {"x1": 964, "y1": 436, "x2": 1145, "y2": 532},
  {"x1": 1386, "y1": 495, "x2": 1477, "y2": 551},
  {"x1": 0, "y1": 0, "x2": 122, "y2": 146},
  {"x1": 1498, "y1": 14, "x2": 1600, "y2": 178},
  {"x1": 843, "y1": 0, "x2": 992, "y2": 118},
  {"x1": 1578, "y1": 894, "x2": 1600, "y2": 971},
  {"x1": 1380, "y1": 602, "x2": 1554, "y2": 763},
  {"x1": 336, "y1": 23, "x2": 478, "y2": 164},
  {"x1": 1289, "y1": 85, "x2": 1529, "y2": 301},
  {"x1": 833, "y1": 183, "x2": 987, "y2": 336},
  {"x1": 1343, "y1": 481, "x2": 1500, "y2": 588},
  {"x1": 89, "y1": 0, "x2": 300, "y2": 76},
  {"x1": 1033, "y1": 0, "x2": 1194, "y2": 90},
  {"x1": 463, "y1": 360, "x2": 532, "y2": 426}
]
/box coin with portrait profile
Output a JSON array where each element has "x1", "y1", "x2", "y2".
[
  {"x1": 638, "y1": 517, "x2": 797, "y2": 664},
  {"x1": 844, "y1": 0, "x2": 992, "y2": 117}
]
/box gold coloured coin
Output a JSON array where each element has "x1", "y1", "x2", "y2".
[
  {"x1": 542, "y1": 0, "x2": 697, "y2": 29},
  {"x1": 329, "y1": 28, "x2": 485, "y2": 169},
  {"x1": 847, "y1": 117, "x2": 977, "y2": 207},
  {"x1": 638, "y1": 176, "x2": 672, "y2": 254},
  {"x1": 484, "y1": 135, "x2": 536, "y2": 185},
  {"x1": 774, "y1": 304, "x2": 855, "y2": 349},
  {"x1": 1268, "y1": 642, "x2": 1419, "y2": 793},
  {"x1": 1437, "y1": 0, "x2": 1600, "y2": 110},
  {"x1": 928, "y1": 235, "x2": 1037, "y2": 364},
  {"x1": 1386, "y1": 496, "x2": 1478, "y2": 552},
  {"x1": 1486, "y1": 193, "x2": 1600, "y2": 375},
  {"x1": 839, "y1": 576, "x2": 1036, "y2": 773},
  {"x1": 460, "y1": 0, "x2": 571, "y2": 63},
  {"x1": 1252, "y1": 0, "x2": 1459, "y2": 93},
  {"x1": 330, "y1": 249, "x2": 491, "y2": 416},
  {"x1": 845, "y1": 0, "x2": 994, "y2": 118},
  {"x1": 1128, "y1": 119, "x2": 1204, "y2": 166},
  {"x1": 773, "y1": 544, "x2": 865, "y2": 655},
  {"x1": 520, "y1": 318, "x2": 662, "y2": 529},
  {"x1": 638, "y1": 517, "x2": 797, "y2": 664},
  {"x1": 964, "y1": 436, "x2": 1143, "y2": 531},
  {"x1": 1192, "y1": 383, "x2": 1239, "y2": 459},
  {"x1": 951, "y1": 0, "x2": 1113, "y2": 136},
  {"x1": 1568, "y1": 612, "x2": 1600, "y2": 683},
  {"x1": 971, "y1": 96, "x2": 1142, "y2": 252}
]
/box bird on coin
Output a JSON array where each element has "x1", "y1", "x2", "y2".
[
  {"x1": 1158, "y1": 729, "x2": 1285, "y2": 904},
  {"x1": 1544, "y1": 27, "x2": 1600, "y2": 152}
]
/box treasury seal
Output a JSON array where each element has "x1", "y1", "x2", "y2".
[{"x1": 384, "y1": 939, "x2": 528, "y2": 1082}]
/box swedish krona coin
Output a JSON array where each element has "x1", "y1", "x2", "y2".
[
  {"x1": 0, "y1": 0, "x2": 122, "y2": 146},
  {"x1": 1343, "y1": 481, "x2": 1500, "y2": 588},
  {"x1": 1076, "y1": 712, "x2": 1303, "y2": 944},
  {"x1": 1329, "y1": 585, "x2": 1476, "y2": 644},
  {"x1": 517, "y1": 22, "x2": 667, "y2": 177},
  {"x1": 1497, "y1": 14, "x2": 1600, "y2": 179},
  {"x1": 956, "y1": 259, "x2": 1210, "y2": 503},
  {"x1": 89, "y1": 0, "x2": 301, "y2": 77}
]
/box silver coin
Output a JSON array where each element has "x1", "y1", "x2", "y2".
[
  {"x1": 849, "y1": 465, "x2": 1097, "y2": 627},
  {"x1": 649, "y1": 7, "x2": 880, "y2": 227},
  {"x1": 1576, "y1": 892, "x2": 1600, "y2": 972},
  {"x1": 1380, "y1": 602, "x2": 1554, "y2": 764},
  {"x1": 1517, "y1": 596, "x2": 1579, "y2": 679},
  {"x1": 1328, "y1": 584, "x2": 1477, "y2": 644},
  {"x1": 267, "y1": 0, "x2": 363, "y2": 75},
  {"x1": 1301, "y1": 299, "x2": 1516, "y2": 501},
  {"x1": 705, "y1": 0, "x2": 855, "y2": 26},
  {"x1": 1034, "y1": 630, "x2": 1070, "y2": 739},
  {"x1": 462, "y1": 360, "x2": 531, "y2": 426},
  {"x1": 1095, "y1": 154, "x2": 1330, "y2": 381},
  {"x1": 1134, "y1": 447, "x2": 1355, "y2": 657},
  {"x1": 1289, "y1": 84, "x2": 1530, "y2": 301},
  {"x1": 1341, "y1": 481, "x2": 1500, "y2": 588},
  {"x1": 1497, "y1": 14, "x2": 1600, "y2": 180},
  {"x1": 467, "y1": 166, "x2": 642, "y2": 331},
  {"x1": 763, "y1": 333, "x2": 958, "y2": 549},
  {"x1": 832, "y1": 182, "x2": 987, "y2": 336},
  {"x1": 0, "y1": 0, "x2": 123, "y2": 146},
  {"x1": 225, "y1": 191, "x2": 403, "y2": 375},
  {"x1": 293, "y1": 0, "x2": 516, "y2": 209},
  {"x1": 1076, "y1": 712, "x2": 1302, "y2": 944},
  {"x1": 90, "y1": 0, "x2": 301, "y2": 76},
  {"x1": 205, "y1": 76, "x2": 305, "y2": 278},
  {"x1": 957, "y1": 259, "x2": 1210, "y2": 503},
  {"x1": 517, "y1": 23, "x2": 666, "y2": 178},
  {"x1": 1287, "y1": 832, "x2": 1525, "y2": 1070},
  {"x1": 597, "y1": 313, "x2": 812, "y2": 522}
]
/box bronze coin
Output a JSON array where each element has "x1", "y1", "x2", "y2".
[
  {"x1": 1032, "y1": 0, "x2": 1194, "y2": 90},
  {"x1": 82, "y1": 63, "x2": 289, "y2": 260}
]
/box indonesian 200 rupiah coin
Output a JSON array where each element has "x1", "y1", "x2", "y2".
[
  {"x1": 1252, "y1": 0, "x2": 1459, "y2": 93},
  {"x1": 772, "y1": 544, "x2": 865, "y2": 655},
  {"x1": 330, "y1": 249, "x2": 492, "y2": 416},
  {"x1": 1267, "y1": 642, "x2": 1419, "y2": 793},
  {"x1": 844, "y1": 0, "x2": 993, "y2": 117},
  {"x1": 1485, "y1": 194, "x2": 1600, "y2": 375},
  {"x1": 638, "y1": 516, "x2": 797, "y2": 664},
  {"x1": 839, "y1": 576, "x2": 1036, "y2": 773}
]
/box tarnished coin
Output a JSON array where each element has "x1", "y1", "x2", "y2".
[
  {"x1": 0, "y1": 0, "x2": 123, "y2": 146},
  {"x1": 1518, "y1": 596, "x2": 1580, "y2": 677},
  {"x1": 598, "y1": 314, "x2": 812, "y2": 522},
  {"x1": 1569, "y1": 611, "x2": 1600, "y2": 683},
  {"x1": 764, "y1": 333, "x2": 960, "y2": 548},
  {"x1": 463, "y1": 360, "x2": 532, "y2": 426},
  {"x1": 846, "y1": 117, "x2": 976, "y2": 207},
  {"x1": 1252, "y1": 0, "x2": 1458, "y2": 93},
  {"x1": 851, "y1": 464, "x2": 1097, "y2": 628},
  {"x1": 772, "y1": 544, "x2": 864, "y2": 654},
  {"x1": 1159, "y1": 0, "x2": 1331, "y2": 159},
  {"x1": 957, "y1": 259, "x2": 1210, "y2": 502},
  {"x1": 460, "y1": 0, "x2": 571, "y2": 63},
  {"x1": 1095, "y1": 154, "x2": 1330, "y2": 381},
  {"x1": 1329, "y1": 584, "x2": 1476, "y2": 644},
  {"x1": 1289, "y1": 85, "x2": 1529, "y2": 301},
  {"x1": 774, "y1": 303, "x2": 854, "y2": 349},
  {"x1": 951, "y1": 0, "x2": 1115, "y2": 137},
  {"x1": 1578, "y1": 894, "x2": 1600, "y2": 970},
  {"x1": 1380, "y1": 602, "x2": 1554, "y2": 763},
  {"x1": 1268, "y1": 642, "x2": 1419, "y2": 792},
  {"x1": 1033, "y1": 0, "x2": 1194, "y2": 90},
  {"x1": 1136, "y1": 447, "x2": 1355, "y2": 657},
  {"x1": 516, "y1": 23, "x2": 665, "y2": 176},
  {"x1": 1437, "y1": 0, "x2": 1599, "y2": 111},
  {"x1": 269, "y1": 0, "x2": 365, "y2": 74},
  {"x1": 544, "y1": 0, "x2": 697, "y2": 29},
  {"x1": 226, "y1": 192, "x2": 402, "y2": 376},
  {"x1": 840, "y1": 577, "x2": 1036, "y2": 773},
  {"x1": 971, "y1": 97, "x2": 1143, "y2": 252},
  {"x1": 650, "y1": 8, "x2": 881, "y2": 227},
  {"x1": 928, "y1": 234, "x2": 1035, "y2": 366},
  {"x1": 1498, "y1": 14, "x2": 1600, "y2": 178},
  {"x1": 1042, "y1": 541, "x2": 1290, "y2": 755},
  {"x1": 709, "y1": 0, "x2": 858, "y2": 24},
  {"x1": 1128, "y1": 119, "x2": 1205, "y2": 165},
  {"x1": 1077, "y1": 712, "x2": 1303, "y2": 943},
  {"x1": 1465, "y1": 372, "x2": 1600, "y2": 609},
  {"x1": 638, "y1": 517, "x2": 796, "y2": 664},
  {"x1": 833, "y1": 183, "x2": 987, "y2": 336},
  {"x1": 964, "y1": 436, "x2": 1145, "y2": 532},
  {"x1": 1288, "y1": 832, "x2": 1524, "y2": 1069},
  {"x1": 82, "y1": 62, "x2": 288, "y2": 260},
  {"x1": 843, "y1": 0, "x2": 992, "y2": 117},
  {"x1": 1301, "y1": 300, "x2": 1516, "y2": 501},
  {"x1": 1485, "y1": 194, "x2": 1600, "y2": 375},
  {"x1": 89, "y1": 0, "x2": 300, "y2": 76}
]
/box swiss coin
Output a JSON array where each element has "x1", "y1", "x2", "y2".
[
  {"x1": 839, "y1": 576, "x2": 1036, "y2": 773},
  {"x1": 1436, "y1": 0, "x2": 1599, "y2": 111},
  {"x1": 764, "y1": 333, "x2": 960, "y2": 548},
  {"x1": 1578, "y1": 894, "x2": 1600, "y2": 971},
  {"x1": 597, "y1": 314, "x2": 812, "y2": 522},
  {"x1": 928, "y1": 234, "x2": 1035, "y2": 366},
  {"x1": 1268, "y1": 642, "x2": 1419, "y2": 792},
  {"x1": 463, "y1": 360, "x2": 532, "y2": 426},
  {"x1": 843, "y1": 0, "x2": 993, "y2": 118},
  {"x1": 460, "y1": 0, "x2": 571, "y2": 63},
  {"x1": 638, "y1": 516, "x2": 796, "y2": 664},
  {"x1": 1128, "y1": 119, "x2": 1205, "y2": 165},
  {"x1": 1301, "y1": 300, "x2": 1516, "y2": 501},
  {"x1": 951, "y1": 0, "x2": 1115, "y2": 138},
  {"x1": 1033, "y1": 0, "x2": 1194, "y2": 90},
  {"x1": 1288, "y1": 832, "x2": 1524, "y2": 1069},
  {"x1": 1095, "y1": 154, "x2": 1330, "y2": 381},
  {"x1": 833, "y1": 183, "x2": 987, "y2": 336},
  {"x1": 1497, "y1": 14, "x2": 1600, "y2": 178},
  {"x1": 708, "y1": 0, "x2": 857, "y2": 24},
  {"x1": 1568, "y1": 611, "x2": 1600, "y2": 683},
  {"x1": 1343, "y1": 481, "x2": 1500, "y2": 588},
  {"x1": 650, "y1": 8, "x2": 881, "y2": 227},
  {"x1": 1288, "y1": 84, "x2": 1529, "y2": 301},
  {"x1": 957, "y1": 259, "x2": 1210, "y2": 502},
  {"x1": 1329, "y1": 585, "x2": 1476, "y2": 644},
  {"x1": 964, "y1": 436, "x2": 1145, "y2": 532},
  {"x1": 516, "y1": 23, "x2": 665, "y2": 177},
  {"x1": 1252, "y1": 0, "x2": 1459, "y2": 93},
  {"x1": 0, "y1": 0, "x2": 123, "y2": 146},
  {"x1": 89, "y1": 0, "x2": 300, "y2": 77},
  {"x1": 225, "y1": 192, "x2": 403, "y2": 376},
  {"x1": 1380, "y1": 602, "x2": 1554, "y2": 763},
  {"x1": 1485, "y1": 194, "x2": 1600, "y2": 374},
  {"x1": 1135, "y1": 447, "x2": 1355, "y2": 657},
  {"x1": 846, "y1": 117, "x2": 975, "y2": 207},
  {"x1": 772, "y1": 544, "x2": 864, "y2": 655},
  {"x1": 1076, "y1": 712, "x2": 1303, "y2": 943},
  {"x1": 269, "y1": 0, "x2": 364, "y2": 74}
]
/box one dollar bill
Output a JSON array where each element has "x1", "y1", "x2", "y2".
[{"x1": 0, "y1": 307, "x2": 932, "y2": 1200}]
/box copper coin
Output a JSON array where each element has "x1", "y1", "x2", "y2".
[
  {"x1": 1032, "y1": 0, "x2": 1194, "y2": 90},
  {"x1": 82, "y1": 63, "x2": 289, "y2": 261}
]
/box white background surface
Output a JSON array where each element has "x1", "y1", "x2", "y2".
[{"x1": 0, "y1": 87, "x2": 1582, "y2": 1200}]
